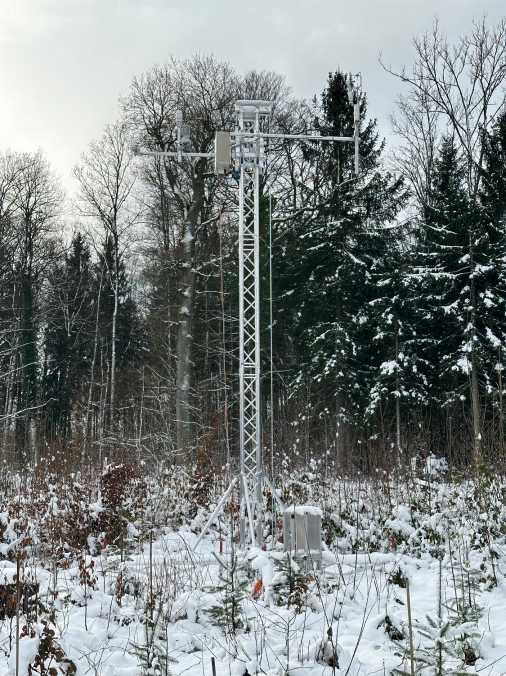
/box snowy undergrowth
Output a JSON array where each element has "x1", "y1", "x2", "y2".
[{"x1": 0, "y1": 461, "x2": 506, "y2": 674}]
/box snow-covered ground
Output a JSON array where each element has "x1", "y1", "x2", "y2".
[{"x1": 1, "y1": 461, "x2": 506, "y2": 675}]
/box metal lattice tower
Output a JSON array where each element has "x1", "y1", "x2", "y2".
[
  {"x1": 136, "y1": 79, "x2": 361, "y2": 549},
  {"x1": 235, "y1": 101, "x2": 272, "y2": 540}
]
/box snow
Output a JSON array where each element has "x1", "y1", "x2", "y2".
[
  {"x1": 8, "y1": 637, "x2": 39, "y2": 675},
  {"x1": 1, "y1": 467, "x2": 506, "y2": 674},
  {"x1": 487, "y1": 326, "x2": 502, "y2": 348},
  {"x1": 455, "y1": 355, "x2": 472, "y2": 374},
  {"x1": 380, "y1": 359, "x2": 398, "y2": 375},
  {"x1": 284, "y1": 505, "x2": 323, "y2": 516}
]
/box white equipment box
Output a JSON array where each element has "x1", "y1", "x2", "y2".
[
  {"x1": 283, "y1": 505, "x2": 322, "y2": 564},
  {"x1": 214, "y1": 131, "x2": 232, "y2": 174}
]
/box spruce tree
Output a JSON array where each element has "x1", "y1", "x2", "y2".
[
  {"x1": 478, "y1": 112, "x2": 506, "y2": 440},
  {"x1": 366, "y1": 247, "x2": 430, "y2": 452},
  {"x1": 274, "y1": 72, "x2": 406, "y2": 436},
  {"x1": 415, "y1": 137, "x2": 472, "y2": 408},
  {"x1": 480, "y1": 112, "x2": 506, "y2": 226},
  {"x1": 412, "y1": 132, "x2": 506, "y2": 456}
]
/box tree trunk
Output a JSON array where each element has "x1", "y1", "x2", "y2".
[
  {"x1": 175, "y1": 174, "x2": 204, "y2": 461},
  {"x1": 469, "y1": 234, "x2": 481, "y2": 467},
  {"x1": 2, "y1": 349, "x2": 16, "y2": 462},
  {"x1": 470, "y1": 346, "x2": 481, "y2": 466},
  {"x1": 498, "y1": 346, "x2": 504, "y2": 453},
  {"x1": 110, "y1": 261, "x2": 119, "y2": 432},
  {"x1": 395, "y1": 331, "x2": 402, "y2": 459},
  {"x1": 82, "y1": 271, "x2": 103, "y2": 465},
  {"x1": 19, "y1": 269, "x2": 37, "y2": 466},
  {"x1": 2, "y1": 281, "x2": 18, "y2": 462},
  {"x1": 175, "y1": 211, "x2": 195, "y2": 458}
]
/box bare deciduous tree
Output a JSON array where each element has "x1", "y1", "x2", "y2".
[
  {"x1": 0, "y1": 152, "x2": 62, "y2": 464},
  {"x1": 75, "y1": 121, "x2": 137, "y2": 433},
  {"x1": 123, "y1": 55, "x2": 240, "y2": 459},
  {"x1": 384, "y1": 18, "x2": 506, "y2": 201}
]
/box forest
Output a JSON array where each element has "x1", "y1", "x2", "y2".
[
  {"x1": 1, "y1": 18, "x2": 506, "y2": 474},
  {"x1": 1, "y1": 11, "x2": 506, "y2": 676}
]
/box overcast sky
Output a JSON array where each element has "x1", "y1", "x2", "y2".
[{"x1": 0, "y1": 0, "x2": 504, "y2": 193}]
